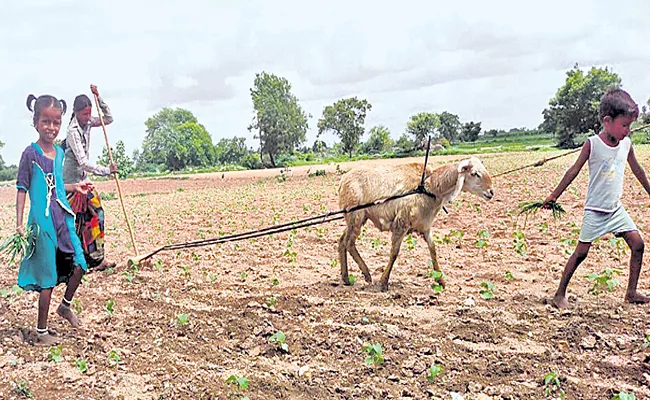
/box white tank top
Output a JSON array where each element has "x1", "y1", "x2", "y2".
[{"x1": 584, "y1": 135, "x2": 631, "y2": 213}]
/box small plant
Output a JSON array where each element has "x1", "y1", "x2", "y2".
[
  {"x1": 586, "y1": 268, "x2": 622, "y2": 295},
  {"x1": 362, "y1": 343, "x2": 385, "y2": 366},
  {"x1": 105, "y1": 299, "x2": 115, "y2": 316},
  {"x1": 642, "y1": 334, "x2": 650, "y2": 349},
  {"x1": 269, "y1": 330, "x2": 289, "y2": 353},
  {"x1": 75, "y1": 359, "x2": 88, "y2": 374},
  {"x1": 47, "y1": 345, "x2": 63, "y2": 363},
  {"x1": 479, "y1": 281, "x2": 495, "y2": 300},
  {"x1": 329, "y1": 259, "x2": 338, "y2": 268},
  {"x1": 348, "y1": 274, "x2": 357, "y2": 286},
  {"x1": 176, "y1": 313, "x2": 189, "y2": 327},
  {"x1": 474, "y1": 229, "x2": 489, "y2": 249},
  {"x1": 107, "y1": 349, "x2": 120, "y2": 367},
  {"x1": 513, "y1": 231, "x2": 528, "y2": 256},
  {"x1": 13, "y1": 380, "x2": 33, "y2": 398},
  {"x1": 404, "y1": 234, "x2": 417, "y2": 251},
  {"x1": 543, "y1": 370, "x2": 565, "y2": 399},
  {"x1": 505, "y1": 270, "x2": 515, "y2": 281},
  {"x1": 226, "y1": 374, "x2": 249, "y2": 391},
  {"x1": 612, "y1": 391, "x2": 636, "y2": 400},
  {"x1": 239, "y1": 272, "x2": 248, "y2": 282},
  {"x1": 266, "y1": 296, "x2": 278, "y2": 308},
  {"x1": 426, "y1": 363, "x2": 443, "y2": 382},
  {"x1": 427, "y1": 263, "x2": 445, "y2": 294},
  {"x1": 72, "y1": 299, "x2": 82, "y2": 314}
]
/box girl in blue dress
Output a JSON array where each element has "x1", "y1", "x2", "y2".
[{"x1": 16, "y1": 94, "x2": 89, "y2": 346}]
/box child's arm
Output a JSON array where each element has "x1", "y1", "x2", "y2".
[
  {"x1": 628, "y1": 146, "x2": 650, "y2": 196},
  {"x1": 544, "y1": 140, "x2": 591, "y2": 204},
  {"x1": 16, "y1": 191, "x2": 26, "y2": 236},
  {"x1": 89, "y1": 85, "x2": 113, "y2": 126},
  {"x1": 64, "y1": 183, "x2": 90, "y2": 195}
]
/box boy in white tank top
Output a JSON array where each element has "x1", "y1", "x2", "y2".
[{"x1": 543, "y1": 88, "x2": 650, "y2": 309}]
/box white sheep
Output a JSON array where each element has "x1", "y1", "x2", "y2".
[{"x1": 337, "y1": 157, "x2": 494, "y2": 291}]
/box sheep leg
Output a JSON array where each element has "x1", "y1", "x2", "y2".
[
  {"x1": 379, "y1": 228, "x2": 407, "y2": 292},
  {"x1": 424, "y1": 230, "x2": 446, "y2": 287},
  {"x1": 339, "y1": 228, "x2": 351, "y2": 285},
  {"x1": 348, "y1": 243, "x2": 372, "y2": 284}
]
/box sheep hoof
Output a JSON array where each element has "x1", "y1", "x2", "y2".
[
  {"x1": 341, "y1": 276, "x2": 351, "y2": 286},
  {"x1": 379, "y1": 283, "x2": 389, "y2": 292},
  {"x1": 363, "y1": 274, "x2": 372, "y2": 284}
]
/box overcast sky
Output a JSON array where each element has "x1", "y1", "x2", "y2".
[{"x1": 1, "y1": 0, "x2": 649, "y2": 166}]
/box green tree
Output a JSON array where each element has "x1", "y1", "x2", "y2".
[
  {"x1": 406, "y1": 112, "x2": 439, "y2": 150},
  {"x1": 248, "y1": 72, "x2": 309, "y2": 167},
  {"x1": 395, "y1": 133, "x2": 414, "y2": 151},
  {"x1": 460, "y1": 121, "x2": 482, "y2": 142},
  {"x1": 485, "y1": 129, "x2": 499, "y2": 138},
  {"x1": 98, "y1": 140, "x2": 133, "y2": 179},
  {"x1": 362, "y1": 125, "x2": 393, "y2": 153},
  {"x1": 312, "y1": 140, "x2": 327, "y2": 154},
  {"x1": 437, "y1": 111, "x2": 461, "y2": 143},
  {"x1": 0, "y1": 140, "x2": 5, "y2": 170},
  {"x1": 542, "y1": 63, "x2": 622, "y2": 148},
  {"x1": 642, "y1": 100, "x2": 650, "y2": 124},
  {"x1": 215, "y1": 136, "x2": 249, "y2": 165},
  {"x1": 317, "y1": 97, "x2": 372, "y2": 158},
  {"x1": 139, "y1": 108, "x2": 216, "y2": 171}
]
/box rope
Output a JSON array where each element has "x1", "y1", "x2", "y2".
[
  {"x1": 493, "y1": 123, "x2": 650, "y2": 178},
  {"x1": 134, "y1": 138, "x2": 438, "y2": 263}
]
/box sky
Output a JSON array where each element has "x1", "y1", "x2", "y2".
[{"x1": 1, "y1": 0, "x2": 649, "y2": 166}]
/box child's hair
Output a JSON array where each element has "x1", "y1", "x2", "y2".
[
  {"x1": 70, "y1": 94, "x2": 92, "y2": 122},
  {"x1": 26, "y1": 94, "x2": 67, "y2": 126},
  {"x1": 599, "y1": 87, "x2": 639, "y2": 121}
]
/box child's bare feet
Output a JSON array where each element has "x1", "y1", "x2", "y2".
[
  {"x1": 624, "y1": 292, "x2": 650, "y2": 304},
  {"x1": 57, "y1": 304, "x2": 82, "y2": 328},
  {"x1": 552, "y1": 293, "x2": 569, "y2": 309}
]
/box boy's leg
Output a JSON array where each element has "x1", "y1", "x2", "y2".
[
  {"x1": 57, "y1": 266, "x2": 84, "y2": 328},
  {"x1": 553, "y1": 241, "x2": 591, "y2": 309},
  {"x1": 619, "y1": 231, "x2": 650, "y2": 304},
  {"x1": 36, "y1": 288, "x2": 59, "y2": 346}
]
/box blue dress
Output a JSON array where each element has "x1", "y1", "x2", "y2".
[{"x1": 16, "y1": 143, "x2": 87, "y2": 292}]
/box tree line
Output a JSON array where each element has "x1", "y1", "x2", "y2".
[{"x1": 1, "y1": 64, "x2": 649, "y2": 179}]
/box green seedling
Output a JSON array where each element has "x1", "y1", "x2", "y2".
[
  {"x1": 348, "y1": 274, "x2": 357, "y2": 286},
  {"x1": 75, "y1": 359, "x2": 88, "y2": 374},
  {"x1": 543, "y1": 370, "x2": 565, "y2": 399},
  {"x1": 226, "y1": 374, "x2": 249, "y2": 390},
  {"x1": 479, "y1": 281, "x2": 495, "y2": 300},
  {"x1": 505, "y1": 270, "x2": 515, "y2": 281},
  {"x1": 176, "y1": 314, "x2": 189, "y2": 327},
  {"x1": 47, "y1": 345, "x2": 63, "y2": 363},
  {"x1": 586, "y1": 268, "x2": 622, "y2": 296},
  {"x1": 362, "y1": 343, "x2": 385, "y2": 366},
  {"x1": 105, "y1": 299, "x2": 115, "y2": 316},
  {"x1": 269, "y1": 330, "x2": 289, "y2": 353},
  {"x1": 107, "y1": 349, "x2": 120, "y2": 367},
  {"x1": 13, "y1": 380, "x2": 33, "y2": 398},
  {"x1": 613, "y1": 391, "x2": 636, "y2": 400},
  {"x1": 513, "y1": 231, "x2": 527, "y2": 256},
  {"x1": 426, "y1": 363, "x2": 443, "y2": 382}
]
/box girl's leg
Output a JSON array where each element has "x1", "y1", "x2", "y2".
[
  {"x1": 36, "y1": 288, "x2": 59, "y2": 346},
  {"x1": 553, "y1": 241, "x2": 591, "y2": 309},
  {"x1": 619, "y1": 231, "x2": 650, "y2": 304},
  {"x1": 56, "y1": 266, "x2": 84, "y2": 328}
]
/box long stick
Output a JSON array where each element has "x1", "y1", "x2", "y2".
[
  {"x1": 93, "y1": 93, "x2": 139, "y2": 256},
  {"x1": 494, "y1": 123, "x2": 650, "y2": 178}
]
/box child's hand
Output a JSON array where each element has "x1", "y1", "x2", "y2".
[
  {"x1": 16, "y1": 226, "x2": 25, "y2": 237},
  {"x1": 541, "y1": 196, "x2": 556, "y2": 209},
  {"x1": 109, "y1": 163, "x2": 118, "y2": 175},
  {"x1": 90, "y1": 84, "x2": 99, "y2": 97}
]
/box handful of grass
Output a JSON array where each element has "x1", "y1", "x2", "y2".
[
  {"x1": 0, "y1": 225, "x2": 38, "y2": 265},
  {"x1": 518, "y1": 201, "x2": 566, "y2": 220}
]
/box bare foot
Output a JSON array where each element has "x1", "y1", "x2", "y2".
[
  {"x1": 57, "y1": 304, "x2": 82, "y2": 328},
  {"x1": 624, "y1": 292, "x2": 650, "y2": 304},
  {"x1": 35, "y1": 333, "x2": 61, "y2": 347},
  {"x1": 552, "y1": 293, "x2": 569, "y2": 309}
]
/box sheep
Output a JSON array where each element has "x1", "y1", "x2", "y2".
[{"x1": 337, "y1": 156, "x2": 494, "y2": 292}]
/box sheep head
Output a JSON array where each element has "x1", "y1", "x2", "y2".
[{"x1": 457, "y1": 157, "x2": 494, "y2": 201}]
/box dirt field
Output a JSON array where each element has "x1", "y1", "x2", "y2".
[{"x1": 1, "y1": 150, "x2": 650, "y2": 399}]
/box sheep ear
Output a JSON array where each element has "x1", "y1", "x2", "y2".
[{"x1": 458, "y1": 159, "x2": 472, "y2": 173}]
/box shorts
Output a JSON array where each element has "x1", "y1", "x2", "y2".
[{"x1": 579, "y1": 206, "x2": 638, "y2": 243}]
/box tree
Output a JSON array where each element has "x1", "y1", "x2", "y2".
[
  {"x1": 406, "y1": 112, "x2": 439, "y2": 150},
  {"x1": 485, "y1": 129, "x2": 499, "y2": 138},
  {"x1": 437, "y1": 111, "x2": 461, "y2": 143},
  {"x1": 0, "y1": 140, "x2": 5, "y2": 170},
  {"x1": 98, "y1": 140, "x2": 133, "y2": 179},
  {"x1": 643, "y1": 99, "x2": 650, "y2": 124},
  {"x1": 139, "y1": 108, "x2": 216, "y2": 171},
  {"x1": 312, "y1": 140, "x2": 327, "y2": 154},
  {"x1": 541, "y1": 63, "x2": 622, "y2": 148},
  {"x1": 361, "y1": 125, "x2": 394, "y2": 154},
  {"x1": 248, "y1": 72, "x2": 309, "y2": 167},
  {"x1": 317, "y1": 97, "x2": 372, "y2": 158},
  {"x1": 460, "y1": 121, "x2": 482, "y2": 142},
  {"x1": 395, "y1": 133, "x2": 414, "y2": 151},
  {"x1": 215, "y1": 136, "x2": 249, "y2": 165}
]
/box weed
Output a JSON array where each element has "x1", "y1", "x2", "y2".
[
  {"x1": 362, "y1": 343, "x2": 385, "y2": 366},
  {"x1": 269, "y1": 330, "x2": 289, "y2": 353},
  {"x1": 479, "y1": 281, "x2": 495, "y2": 300}
]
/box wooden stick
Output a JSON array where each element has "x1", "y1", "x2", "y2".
[{"x1": 92, "y1": 92, "x2": 139, "y2": 256}]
